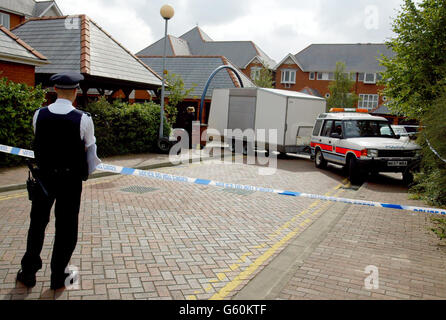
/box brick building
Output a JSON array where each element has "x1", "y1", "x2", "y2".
[
  {"x1": 0, "y1": 0, "x2": 62, "y2": 30},
  {"x1": 273, "y1": 44, "x2": 395, "y2": 113},
  {"x1": 0, "y1": 25, "x2": 48, "y2": 86}
]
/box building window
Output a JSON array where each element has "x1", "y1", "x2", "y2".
[
  {"x1": 0, "y1": 12, "x2": 10, "y2": 29},
  {"x1": 316, "y1": 72, "x2": 335, "y2": 81},
  {"x1": 358, "y1": 94, "x2": 379, "y2": 110},
  {"x1": 251, "y1": 67, "x2": 261, "y2": 81},
  {"x1": 358, "y1": 73, "x2": 365, "y2": 82},
  {"x1": 309, "y1": 72, "x2": 315, "y2": 80},
  {"x1": 364, "y1": 73, "x2": 376, "y2": 84},
  {"x1": 281, "y1": 69, "x2": 296, "y2": 84}
]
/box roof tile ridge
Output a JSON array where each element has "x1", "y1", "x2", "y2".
[
  {"x1": 220, "y1": 56, "x2": 241, "y2": 88},
  {"x1": 80, "y1": 15, "x2": 90, "y2": 74},
  {"x1": 167, "y1": 35, "x2": 176, "y2": 56}
]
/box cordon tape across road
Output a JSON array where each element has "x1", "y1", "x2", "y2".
[{"x1": 1, "y1": 143, "x2": 445, "y2": 215}]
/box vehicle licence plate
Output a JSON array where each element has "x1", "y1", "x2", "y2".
[{"x1": 387, "y1": 161, "x2": 407, "y2": 166}]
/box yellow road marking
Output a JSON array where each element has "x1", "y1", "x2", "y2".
[
  {"x1": 210, "y1": 187, "x2": 345, "y2": 300},
  {"x1": 267, "y1": 178, "x2": 348, "y2": 240}
]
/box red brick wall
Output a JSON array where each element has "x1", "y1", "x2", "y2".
[
  {"x1": 0, "y1": 61, "x2": 35, "y2": 86},
  {"x1": 275, "y1": 63, "x2": 385, "y2": 107},
  {"x1": 242, "y1": 62, "x2": 264, "y2": 80}
]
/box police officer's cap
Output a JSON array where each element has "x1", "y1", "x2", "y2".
[{"x1": 50, "y1": 72, "x2": 84, "y2": 89}]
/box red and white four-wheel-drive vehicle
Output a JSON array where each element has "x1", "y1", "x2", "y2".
[{"x1": 310, "y1": 109, "x2": 421, "y2": 185}]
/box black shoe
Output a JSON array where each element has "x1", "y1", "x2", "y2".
[
  {"x1": 50, "y1": 272, "x2": 74, "y2": 290},
  {"x1": 16, "y1": 269, "x2": 36, "y2": 288}
]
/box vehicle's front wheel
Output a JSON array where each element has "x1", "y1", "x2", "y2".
[
  {"x1": 315, "y1": 149, "x2": 327, "y2": 169},
  {"x1": 348, "y1": 157, "x2": 363, "y2": 185},
  {"x1": 402, "y1": 170, "x2": 414, "y2": 186}
]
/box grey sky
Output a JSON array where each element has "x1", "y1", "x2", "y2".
[{"x1": 56, "y1": 0, "x2": 406, "y2": 62}]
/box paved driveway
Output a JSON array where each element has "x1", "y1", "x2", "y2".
[{"x1": 0, "y1": 156, "x2": 444, "y2": 300}]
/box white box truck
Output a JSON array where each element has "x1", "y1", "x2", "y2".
[{"x1": 207, "y1": 87, "x2": 326, "y2": 154}]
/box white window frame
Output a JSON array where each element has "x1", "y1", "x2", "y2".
[
  {"x1": 364, "y1": 73, "x2": 377, "y2": 84},
  {"x1": 0, "y1": 12, "x2": 10, "y2": 29},
  {"x1": 358, "y1": 94, "x2": 379, "y2": 110},
  {"x1": 309, "y1": 72, "x2": 315, "y2": 80},
  {"x1": 281, "y1": 69, "x2": 296, "y2": 84},
  {"x1": 250, "y1": 67, "x2": 261, "y2": 81},
  {"x1": 316, "y1": 72, "x2": 334, "y2": 81}
]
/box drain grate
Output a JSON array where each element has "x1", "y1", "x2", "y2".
[
  {"x1": 220, "y1": 188, "x2": 255, "y2": 196},
  {"x1": 120, "y1": 185, "x2": 159, "y2": 194}
]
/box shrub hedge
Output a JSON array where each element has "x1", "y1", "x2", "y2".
[
  {"x1": 81, "y1": 97, "x2": 170, "y2": 157},
  {"x1": 0, "y1": 78, "x2": 169, "y2": 166},
  {"x1": 0, "y1": 78, "x2": 46, "y2": 167}
]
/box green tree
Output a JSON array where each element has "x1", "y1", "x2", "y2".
[
  {"x1": 379, "y1": 0, "x2": 446, "y2": 207},
  {"x1": 162, "y1": 72, "x2": 196, "y2": 126},
  {"x1": 253, "y1": 66, "x2": 274, "y2": 88},
  {"x1": 410, "y1": 90, "x2": 446, "y2": 206},
  {"x1": 326, "y1": 61, "x2": 358, "y2": 111},
  {"x1": 379, "y1": 0, "x2": 446, "y2": 119}
]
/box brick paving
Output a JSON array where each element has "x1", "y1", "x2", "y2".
[
  {"x1": 1, "y1": 157, "x2": 445, "y2": 300},
  {"x1": 0, "y1": 157, "x2": 346, "y2": 300},
  {"x1": 276, "y1": 175, "x2": 446, "y2": 300}
]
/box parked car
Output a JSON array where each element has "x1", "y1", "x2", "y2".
[
  {"x1": 391, "y1": 125, "x2": 419, "y2": 140},
  {"x1": 311, "y1": 109, "x2": 421, "y2": 185}
]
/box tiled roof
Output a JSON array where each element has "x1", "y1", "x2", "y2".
[
  {"x1": 0, "y1": 25, "x2": 48, "y2": 65},
  {"x1": 0, "y1": 0, "x2": 61, "y2": 18},
  {"x1": 137, "y1": 26, "x2": 276, "y2": 69},
  {"x1": 294, "y1": 43, "x2": 394, "y2": 73},
  {"x1": 138, "y1": 56, "x2": 256, "y2": 98},
  {"x1": 372, "y1": 104, "x2": 392, "y2": 115},
  {"x1": 12, "y1": 15, "x2": 162, "y2": 86}
]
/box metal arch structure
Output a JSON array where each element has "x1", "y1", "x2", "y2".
[{"x1": 199, "y1": 65, "x2": 244, "y2": 123}]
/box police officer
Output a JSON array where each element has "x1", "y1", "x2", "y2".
[{"x1": 16, "y1": 72, "x2": 97, "y2": 290}]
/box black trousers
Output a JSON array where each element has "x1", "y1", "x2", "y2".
[{"x1": 21, "y1": 173, "x2": 83, "y2": 277}]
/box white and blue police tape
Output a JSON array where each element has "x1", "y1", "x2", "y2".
[{"x1": 1, "y1": 143, "x2": 445, "y2": 216}]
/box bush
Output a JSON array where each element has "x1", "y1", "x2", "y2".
[
  {"x1": 0, "y1": 78, "x2": 46, "y2": 167},
  {"x1": 410, "y1": 91, "x2": 446, "y2": 206},
  {"x1": 82, "y1": 97, "x2": 170, "y2": 157}
]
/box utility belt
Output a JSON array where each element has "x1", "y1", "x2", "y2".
[{"x1": 26, "y1": 161, "x2": 86, "y2": 201}]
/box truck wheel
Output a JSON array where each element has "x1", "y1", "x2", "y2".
[
  {"x1": 157, "y1": 138, "x2": 171, "y2": 154},
  {"x1": 315, "y1": 149, "x2": 327, "y2": 169},
  {"x1": 242, "y1": 142, "x2": 248, "y2": 156},
  {"x1": 402, "y1": 171, "x2": 414, "y2": 186},
  {"x1": 229, "y1": 139, "x2": 235, "y2": 153},
  {"x1": 348, "y1": 157, "x2": 363, "y2": 185}
]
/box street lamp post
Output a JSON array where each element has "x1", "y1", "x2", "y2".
[{"x1": 158, "y1": 4, "x2": 174, "y2": 143}]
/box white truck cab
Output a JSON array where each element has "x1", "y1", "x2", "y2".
[{"x1": 310, "y1": 109, "x2": 421, "y2": 184}]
